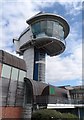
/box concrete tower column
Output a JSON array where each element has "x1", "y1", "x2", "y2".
[
  {"x1": 23, "y1": 47, "x2": 45, "y2": 81},
  {"x1": 23, "y1": 48, "x2": 34, "y2": 80}
]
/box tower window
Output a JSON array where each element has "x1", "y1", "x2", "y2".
[{"x1": 11, "y1": 67, "x2": 18, "y2": 81}]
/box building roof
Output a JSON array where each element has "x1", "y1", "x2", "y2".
[
  {"x1": 0, "y1": 50, "x2": 26, "y2": 71},
  {"x1": 24, "y1": 77, "x2": 67, "y2": 96}
]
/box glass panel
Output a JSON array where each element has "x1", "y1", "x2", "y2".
[
  {"x1": 59, "y1": 30, "x2": 64, "y2": 40},
  {"x1": 31, "y1": 20, "x2": 64, "y2": 40},
  {"x1": 19, "y1": 70, "x2": 26, "y2": 82},
  {"x1": 59, "y1": 25, "x2": 63, "y2": 31},
  {"x1": 54, "y1": 22, "x2": 59, "y2": 30},
  {"x1": 11, "y1": 67, "x2": 18, "y2": 81},
  {"x1": 53, "y1": 22, "x2": 59, "y2": 38},
  {"x1": 47, "y1": 21, "x2": 53, "y2": 29},
  {"x1": 1, "y1": 64, "x2": 11, "y2": 79},
  {"x1": 40, "y1": 20, "x2": 47, "y2": 33},
  {"x1": 32, "y1": 21, "x2": 47, "y2": 37},
  {"x1": 32, "y1": 22, "x2": 41, "y2": 36},
  {"x1": 50, "y1": 86, "x2": 55, "y2": 95},
  {"x1": 46, "y1": 21, "x2": 53, "y2": 36},
  {"x1": 32, "y1": 24, "x2": 36, "y2": 34},
  {"x1": 36, "y1": 21, "x2": 47, "y2": 38}
]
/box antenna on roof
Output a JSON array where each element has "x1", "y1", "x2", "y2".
[
  {"x1": 34, "y1": 11, "x2": 43, "y2": 16},
  {"x1": 26, "y1": 11, "x2": 43, "y2": 24}
]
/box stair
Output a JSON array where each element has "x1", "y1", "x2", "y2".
[{"x1": 23, "y1": 104, "x2": 32, "y2": 119}]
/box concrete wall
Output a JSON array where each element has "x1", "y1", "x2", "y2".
[{"x1": 23, "y1": 48, "x2": 34, "y2": 80}]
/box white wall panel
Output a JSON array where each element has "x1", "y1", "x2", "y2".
[
  {"x1": 20, "y1": 28, "x2": 32, "y2": 48},
  {"x1": 23, "y1": 48, "x2": 34, "y2": 79}
]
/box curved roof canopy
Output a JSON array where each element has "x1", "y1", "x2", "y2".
[{"x1": 24, "y1": 77, "x2": 67, "y2": 96}]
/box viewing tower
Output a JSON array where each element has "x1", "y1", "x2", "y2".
[{"x1": 14, "y1": 12, "x2": 70, "y2": 82}]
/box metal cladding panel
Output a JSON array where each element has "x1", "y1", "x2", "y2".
[
  {"x1": 41, "y1": 85, "x2": 67, "y2": 97},
  {"x1": 24, "y1": 78, "x2": 68, "y2": 105},
  {"x1": 0, "y1": 50, "x2": 26, "y2": 71},
  {"x1": 12, "y1": 55, "x2": 19, "y2": 68},
  {"x1": 2, "y1": 51, "x2": 12, "y2": 65},
  {"x1": 1, "y1": 78, "x2": 9, "y2": 106},
  {"x1": 24, "y1": 78, "x2": 48, "y2": 96},
  {"x1": 54, "y1": 86, "x2": 68, "y2": 97},
  {"x1": 23, "y1": 48, "x2": 34, "y2": 80},
  {"x1": 7, "y1": 81, "x2": 17, "y2": 106},
  {"x1": 38, "y1": 50, "x2": 45, "y2": 82},
  {"x1": 1, "y1": 77, "x2": 24, "y2": 107},
  {"x1": 24, "y1": 78, "x2": 67, "y2": 97},
  {"x1": 43, "y1": 40, "x2": 65, "y2": 56},
  {"x1": 19, "y1": 27, "x2": 32, "y2": 48},
  {"x1": 16, "y1": 82, "x2": 24, "y2": 106}
]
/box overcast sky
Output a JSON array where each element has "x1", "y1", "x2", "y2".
[{"x1": 1, "y1": 0, "x2": 83, "y2": 86}]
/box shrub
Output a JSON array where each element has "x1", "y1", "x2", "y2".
[
  {"x1": 31, "y1": 109, "x2": 62, "y2": 120},
  {"x1": 62, "y1": 113, "x2": 79, "y2": 120},
  {"x1": 31, "y1": 109, "x2": 78, "y2": 120}
]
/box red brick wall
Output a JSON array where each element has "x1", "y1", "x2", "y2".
[{"x1": 0, "y1": 107, "x2": 23, "y2": 118}]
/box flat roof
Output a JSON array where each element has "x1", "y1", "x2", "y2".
[{"x1": 0, "y1": 50, "x2": 26, "y2": 71}]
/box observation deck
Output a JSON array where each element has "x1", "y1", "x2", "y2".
[{"x1": 15, "y1": 13, "x2": 70, "y2": 56}]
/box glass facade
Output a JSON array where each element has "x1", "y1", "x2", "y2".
[
  {"x1": 19, "y1": 70, "x2": 26, "y2": 82},
  {"x1": 31, "y1": 20, "x2": 64, "y2": 40},
  {"x1": 11, "y1": 67, "x2": 18, "y2": 81},
  {"x1": 70, "y1": 89, "x2": 84, "y2": 100},
  {"x1": 1, "y1": 63, "x2": 26, "y2": 81},
  {"x1": 1, "y1": 63, "x2": 26, "y2": 106},
  {"x1": 1, "y1": 64, "x2": 11, "y2": 79}
]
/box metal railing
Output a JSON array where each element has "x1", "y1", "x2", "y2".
[{"x1": 36, "y1": 96, "x2": 84, "y2": 105}]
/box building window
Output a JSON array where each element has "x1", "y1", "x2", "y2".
[
  {"x1": 49, "y1": 86, "x2": 55, "y2": 95},
  {"x1": 40, "y1": 20, "x2": 47, "y2": 33},
  {"x1": 62, "y1": 93, "x2": 68, "y2": 98},
  {"x1": 59, "y1": 25, "x2": 63, "y2": 31},
  {"x1": 59, "y1": 30, "x2": 64, "y2": 40},
  {"x1": 32, "y1": 22, "x2": 41, "y2": 36},
  {"x1": 31, "y1": 20, "x2": 64, "y2": 41},
  {"x1": 0, "y1": 63, "x2": 2, "y2": 78},
  {"x1": 1, "y1": 64, "x2": 11, "y2": 79},
  {"x1": 19, "y1": 70, "x2": 26, "y2": 82},
  {"x1": 11, "y1": 67, "x2": 19, "y2": 81},
  {"x1": 53, "y1": 22, "x2": 59, "y2": 38},
  {"x1": 46, "y1": 21, "x2": 53, "y2": 37}
]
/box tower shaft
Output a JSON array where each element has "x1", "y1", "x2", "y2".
[
  {"x1": 14, "y1": 13, "x2": 70, "y2": 82},
  {"x1": 23, "y1": 47, "x2": 45, "y2": 82}
]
